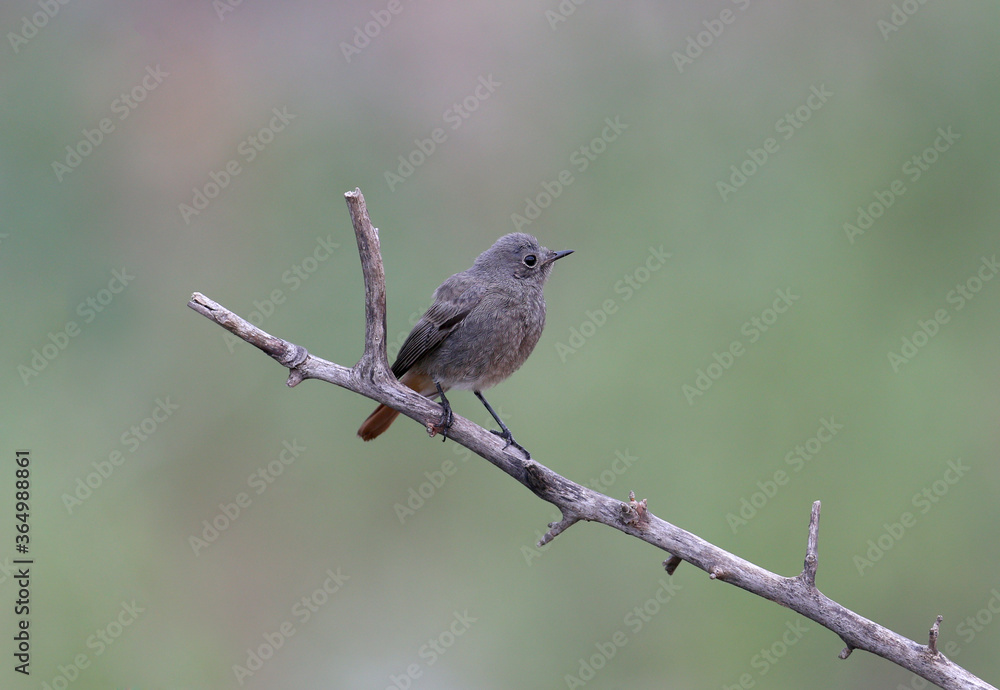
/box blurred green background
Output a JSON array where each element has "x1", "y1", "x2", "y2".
[{"x1": 2, "y1": 1, "x2": 999, "y2": 688}]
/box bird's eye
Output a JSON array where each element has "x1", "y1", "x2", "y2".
[{"x1": 523, "y1": 254, "x2": 537, "y2": 267}]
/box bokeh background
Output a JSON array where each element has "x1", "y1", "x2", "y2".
[{"x1": 2, "y1": 1, "x2": 999, "y2": 688}]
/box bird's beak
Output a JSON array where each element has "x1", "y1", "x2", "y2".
[{"x1": 544, "y1": 249, "x2": 574, "y2": 264}]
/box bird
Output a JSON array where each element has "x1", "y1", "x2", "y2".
[{"x1": 358, "y1": 232, "x2": 572, "y2": 457}]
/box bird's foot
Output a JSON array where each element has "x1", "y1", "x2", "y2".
[
  {"x1": 428, "y1": 383, "x2": 453, "y2": 443},
  {"x1": 490, "y1": 428, "x2": 530, "y2": 459}
]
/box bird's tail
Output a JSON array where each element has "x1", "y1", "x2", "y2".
[{"x1": 357, "y1": 371, "x2": 435, "y2": 441}]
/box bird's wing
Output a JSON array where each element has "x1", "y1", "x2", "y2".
[{"x1": 391, "y1": 272, "x2": 486, "y2": 378}]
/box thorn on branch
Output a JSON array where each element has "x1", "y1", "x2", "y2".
[
  {"x1": 538, "y1": 514, "x2": 580, "y2": 547},
  {"x1": 928, "y1": 615, "x2": 943, "y2": 655},
  {"x1": 620, "y1": 491, "x2": 648, "y2": 526},
  {"x1": 663, "y1": 555, "x2": 684, "y2": 575},
  {"x1": 523, "y1": 461, "x2": 549, "y2": 497},
  {"x1": 801, "y1": 500, "x2": 821, "y2": 588}
]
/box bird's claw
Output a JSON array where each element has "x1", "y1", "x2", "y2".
[
  {"x1": 428, "y1": 401, "x2": 454, "y2": 442},
  {"x1": 490, "y1": 428, "x2": 531, "y2": 459}
]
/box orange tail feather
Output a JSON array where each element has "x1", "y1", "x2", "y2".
[
  {"x1": 358, "y1": 404, "x2": 401, "y2": 441},
  {"x1": 357, "y1": 371, "x2": 435, "y2": 441}
]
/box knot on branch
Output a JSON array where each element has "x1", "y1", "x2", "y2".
[
  {"x1": 276, "y1": 343, "x2": 309, "y2": 370},
  {"x1": 709, "y1": 566, "x2": 728, "y2": 581},
  {"x1": 620, "y1": 491, "x2": 648, "y2": 526},
  {"x1": 524, "y1": 460, "x2": 549, "y2": 497}
]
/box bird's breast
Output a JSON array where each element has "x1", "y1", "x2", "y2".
[{"x1": 429, "y1": 287, "x2": 546, "y2": 390}]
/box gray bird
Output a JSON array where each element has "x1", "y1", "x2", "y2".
[{"x1": 358, "y1": 232, "x2": 573, "y2": 457}]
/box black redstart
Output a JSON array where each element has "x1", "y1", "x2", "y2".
[{"x1": 358, "y1": 232, "x2": 572, "y2": 457}]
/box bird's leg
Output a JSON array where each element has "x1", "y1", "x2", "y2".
[
  {"x1": 474, "y1": 390, "x2": 530, "y2": 459},
  {"x1": 432, "y1": 382, "x2": 453, "y2": 443}
]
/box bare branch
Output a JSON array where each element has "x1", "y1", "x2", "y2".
[
  {"x1": 344, "y1": 188, "x2": 391, "y2": 382},
  {"x1": 188, "y1": 292, "x2": 308, "y2": 372},
  {"x1": 187, "y1": 188, "x2": 996, "y2": 690}
]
